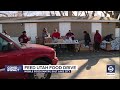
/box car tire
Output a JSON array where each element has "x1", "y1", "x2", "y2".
[{"x1": 28, "y1": 60, "x2": 51, "y2": 79}]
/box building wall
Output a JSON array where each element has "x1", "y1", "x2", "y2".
[
  {"x1": 71, "y1": 22, "x2": 91, "y2": 40},
  {"x1": 102, "y1": 23, "x2": 116, "y2": 38},
  {"x1": 2, "y1": 23, "x2": 24, "y2": 37},
  {"x1": 37, "y1": 22, "x2": 59, "y2": 44},
  {"x1": 1, "y1": 22, "x2": 117, "y2": 44}
]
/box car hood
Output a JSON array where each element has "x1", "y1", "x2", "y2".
[{"x1": 21, "y1": 44, "x2": 54, "y2": 51}]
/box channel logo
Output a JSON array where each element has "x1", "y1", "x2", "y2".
[
  {"x1": 5, "y1": 65, "x2": 23, "y2": 72},
  {"x1": 106, "y1": 65, "x2": 115, "y2": 75}
]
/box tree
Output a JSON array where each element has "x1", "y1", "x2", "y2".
[
  {"x1": 102, "y1": 11, "x2": 120, "y2": 19},
  {"x1": 68, "y1": 11, "x2": 72, "y2": 16},
  {"x1": 0, "y1": 13, "x2": 8, "y2": 17},
  {"x1": 0, "y1": 11, "x2": 119, "y2": 19}
]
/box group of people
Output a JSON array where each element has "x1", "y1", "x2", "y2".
[
  {"x1": 42, "y1": 28, "x2": 60, "y2": 44},
  {"x1": 17, "y1": 28, "x2": 75, "y2": 45},
  {"x1": 2, "y1": 28, "x2": 113, "y2": 52},
  {"x1": 42, "y1": 28, "x2": 75, "y2": 43},
  {"x1": 83, "y1": 30, "x2": 114, "y2": 52},
  {"x1": 41, "y1": 28, "x2": 103, "y2": 52},
  {"x1": 83, "y1": 30, "x2": 102, "y2": 52}
]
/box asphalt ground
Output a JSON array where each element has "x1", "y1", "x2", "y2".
[{"x1": 51, "y1": 50, "x2": 120, "y2": 79}]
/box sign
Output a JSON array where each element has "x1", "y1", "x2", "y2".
[{"x1": 106, "y1": 65, "x2": 115, "y2": 75}]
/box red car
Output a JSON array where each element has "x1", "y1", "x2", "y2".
[{"x1": 0, "y1": 33, "x2": 58, "y2": 79}]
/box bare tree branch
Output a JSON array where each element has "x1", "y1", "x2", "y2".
[
  {"x1": 77, "y1": 11, "x2": 79, "y2": 16},
  {"x1": 68, "y1": 11, "x2": 72, "y2": 16},
  {"x1": 92, "y1": 11, "x2": 95, "y2": 17},
  {"x1": 0, "y1": 13, "x2": 8, "y2": 17},
  {"x1": 79, "y1": 11, "x2": 83, "y2": 16},
  {"x1": 59, "y1": 11, "x2": 63, "y2": 16}
]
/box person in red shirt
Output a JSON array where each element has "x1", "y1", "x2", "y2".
[
  {"x1": 18, "y1": 31, "x2": 30, "y2": 44},
  {"x1": 51, "y1": 29, "x2": 60, "y2": 39},
  {"x1": 94, "y1": 30, "x2": 102, "y2": 52}
]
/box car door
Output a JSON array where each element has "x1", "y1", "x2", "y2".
[{"x1": 0, "y1": 36, "x2": 26, "y2": 79}]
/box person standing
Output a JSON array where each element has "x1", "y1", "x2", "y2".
[
  {"x1": 42, "y1": 28, "x2": 49, "y2": 44},
  {"x1": 18, "y1": 31, "x2": 30, "y2": 44},
  {"x1": 94, "y1": 30, "x2": 102, "y2": 52},
  {"x1": 83, "y1": 31, "x2": 91, "y2": 46}
]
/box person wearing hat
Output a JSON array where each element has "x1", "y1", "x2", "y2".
[{"x1": 18, "y1": 31, "x2": 30, "y2": 44}]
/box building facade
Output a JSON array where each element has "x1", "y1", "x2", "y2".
[{"x1": 0, "y1": 16, "x2": 119, "y2": 44}]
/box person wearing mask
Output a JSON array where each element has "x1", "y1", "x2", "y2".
[
  {"x1": 51, "y1": 29, "x2": 60, "y2": 39},
  {"x1": 103, "y1": 34, "x2": 114, "y2": 42},
  {"x1": 83, "y1": 31, "x2": 91, "y2": 46},
  {"x1": 18, "y1": 31, "x2": 30, "y2": 44},
  {"x1": 94, "y1": 30, "x2": 102, "y2": 52},
  {"x1": 66, "y1": 30, "x2": 75, "y2": 40}
]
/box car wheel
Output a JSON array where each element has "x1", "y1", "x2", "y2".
[{"x1": 28, "y1": 60, "x2": 51, "y2": 79}]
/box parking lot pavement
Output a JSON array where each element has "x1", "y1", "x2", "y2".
[{"x1": 50, "y1": 51, "x2": 120, "y2": 79}]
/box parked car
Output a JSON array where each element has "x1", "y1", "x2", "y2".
[{"x1": 0, "y1": 33, "x2": 58, "y2": 79}]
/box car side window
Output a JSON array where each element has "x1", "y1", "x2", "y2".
[{"x1": 0, "y1": 36, "x2": 9, "y2": 51}]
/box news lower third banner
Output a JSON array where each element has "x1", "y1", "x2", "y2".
[{"x1": 5, "y1": 65, "x2": 78, "y2": 73}]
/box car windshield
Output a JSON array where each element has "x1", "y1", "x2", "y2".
[{"x1": 1, "y1": 33, "x2": 21, "y2": 47}]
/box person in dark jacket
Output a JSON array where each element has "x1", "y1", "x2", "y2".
[
  {"x1": 83, "y1": 31, "x2": 91, "y2": 46},
  {"x1": 66, "y1": 30, "x2": 75, "y2": 40},
  {"x1": 94, "y1": 30, "x2": 102, "y2": 52},
  {"x1": 18, "y1": 31, "x2": 30, "y2": 44},
  {"x1": 103, "y1": 34, "x2": 113, "y2": 42}
]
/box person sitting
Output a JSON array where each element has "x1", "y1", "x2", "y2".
[
  {"x1": 65, "y1": 30, "x2": 75, "y2": 40},
  {"x1": 103, "y1": 34, "x2": 114, "y2": 42},
  {"x1": 18, "y1": 31, "x2": 30, "y2": 44},
  {"x1": 51, "y1": 29, "x2": 60, "y2": 39}
]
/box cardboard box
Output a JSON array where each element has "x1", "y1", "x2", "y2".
[
  {"x1": 106, "y1": 43, "x2": 112, "y2": 51},
  {"x1": 80, "y1": 47, "x2": 90, "y2": 51},
  {"x1": 74, "y1": 44, "x2": 80, "y2": 52},
  {"x1": 44, "y1": 37, "x2": 52, "y2": 43},
  {"x1": 80, "y1": 44, "x2": 90, "y2": 51},
  {"x1": 57, "y1": 39, "x2": 64, "y2": 43}
]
